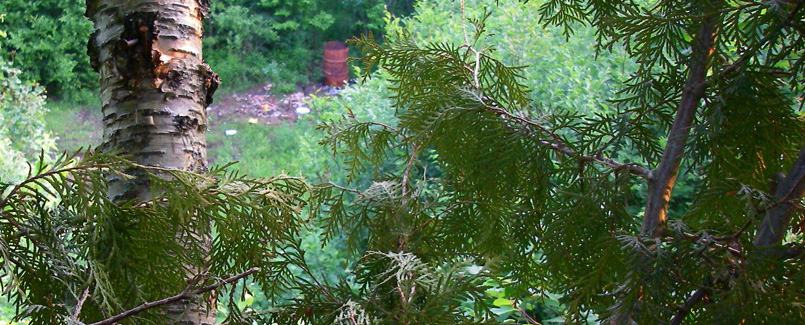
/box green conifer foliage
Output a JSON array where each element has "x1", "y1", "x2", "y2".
[
  {"x1": 278, "y1": 0, "x2": 805, "y2": 323},
  {"x1": 0, "y1": 153, "x2": 311, "y2": 323},
  {"x1": 1, "y1": 1, "x2": 804, "y2": 324}
]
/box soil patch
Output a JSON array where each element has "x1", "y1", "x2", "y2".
[{"x1": 208, "y1": 83, "x2": 333, "y2": 127}]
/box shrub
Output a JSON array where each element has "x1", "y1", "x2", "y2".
[
  {"x1": 0, "y1": 60, "x2": 55, "y2": 183},
  {"x1": 0, "y1": 0, "x2": 95, "y2": 99}
]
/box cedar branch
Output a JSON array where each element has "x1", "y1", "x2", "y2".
[
  {"x1": 641, "y1": 13, "x2": 717, "y2": 237},
  {"x1": 89, "y1": 267, "x2": 259, "y2": 325},
  {"x1": 754, "y1": 143, "x2": 805, "y2": 250},
  {"x1": 487, "y1": 105, "x2": 652, "y2": 178}
]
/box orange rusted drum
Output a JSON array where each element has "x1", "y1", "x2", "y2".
[{"x1": 323, "y1": 41, "x2": 349, "y2": 87}]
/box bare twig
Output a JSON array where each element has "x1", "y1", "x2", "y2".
[
  {"x1": 298, "y1": 257, "x2": 337, "y2": 302},
  {"x1": 89, "y1": 267, "x2": 259, "y2": 325},
  {"x1": 327, "y1": 183, "x2": 366, "y2": 196},
  {"x1": 513, "y1": 300, "x2": 542, "y2": 325},
  {"x1": 401, "y1": 145, "x2": 420, "y2": 198},
  {"x1": 458, "y1": 0, "x2": 482, "y2": 89},
  {"x1": 72, "y1": 287, "x2": 90, "y2": 322},
  {"x1": 678, "y1": 232, "x2": 744, "y2": 258}
]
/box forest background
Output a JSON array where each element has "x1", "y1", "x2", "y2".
[{"x1": 1, "y1": 0, "x2": 803, "y2": 324}]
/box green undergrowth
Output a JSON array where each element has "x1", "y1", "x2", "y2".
[
  {"x1": 207, "y1": 120, "x2": 319, "y2": 177},
  {"x1": 207, "y1": 47, "x2": 318, "y2": 96},
  {"x1": 42, "y1": 100, "x2": 102, "y2": 154}
]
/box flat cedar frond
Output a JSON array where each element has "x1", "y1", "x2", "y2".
[
  {"x1": 0, "y1": 151, "x2": 310, "y2": 323},
  {"x1": 318, "y1": 116, "x2": 404, "y2": 183},
  {"x1": 537, "y1": 0, "x2": 588, "y2": 39}
]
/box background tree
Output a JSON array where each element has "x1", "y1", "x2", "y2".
[
  {"x1": 0, "y1": 0, "x2": 95, "y2": 101},
  {"x1": 0, "y1": 58, "x2": 56, "y2": 184}
]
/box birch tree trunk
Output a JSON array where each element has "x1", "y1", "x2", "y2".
[{"x1": 86, "y1": 0, "x2": 219, "y2": 324}]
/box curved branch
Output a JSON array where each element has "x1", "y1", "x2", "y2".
[
  {"x1": 89, "y1": 267, "x2": 259, "y2": 325},
  {"x1": 487, "y1": 105, "x2": 652, "y2": 178},
  {"x1": 670, "y1": 286, "x2": 712, "y2": 325}
]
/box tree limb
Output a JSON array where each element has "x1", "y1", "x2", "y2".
[
  {"x1": 88, "y1": 267, "x2": 259, "y2": 325},
  {"x1": 642, "y1": 13, "x2": 717, "y2": 237},
  {"x1": 670, "y1": 286, "x2": 712, "y2": 325},
  {"x1": 72, "y1": 287, "x2": 90, "y2": 322},
  {"x1": 754, "y1": 144, "x2": 805, "y2": 250}
]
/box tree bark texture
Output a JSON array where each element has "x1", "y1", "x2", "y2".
[
  {"x1": 641, "y1": 14, "x2": 716, "y2": 237},
  {"x1": 86, "y1": 0, "x2": 219, "y2": 324},
  {"x1": 754, "y1": 144, "x2": 805, "y2": 251}
]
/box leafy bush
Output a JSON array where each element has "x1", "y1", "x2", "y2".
[
  {"x1": 385, "y1": 0, "x2": 637, "y2": 114},
  {"x1": 0, "y1": 0, "x2": 95, "y2": 100},
  {"x1": 0, "y1": 60, "x2": 55, "y2": 183}
]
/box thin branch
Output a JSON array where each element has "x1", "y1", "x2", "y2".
[
  {"x1": 486, "y1": 105, "x2": 652, "y2": 178},
  {"x1": 298, "y1": 257, "x2": 338, "y2": 302},
  {"x1": 326, "y1": 183, "x2": 368, "y2": 197},
  {"x1": 458, "y1": 0, "x2": 482, "y2": 89},
  {"x1": 72, "y1": 287, "x2": 90, "y2": 322},
  {"x1": 401, "y1": 145, "x2": 420, "y2": 198},
  {"x1": 89, "y1": 267, "x2": 259, "y2": 325},
  {"x1": 642, "y1": 12, "x2": 717, "y2": 237},
  {"x1": 408, "y1": 200, "x2": 474, "y2": 239},
  {"x1": 670, "y1": 286, "x2": 712, "y2": 325},
  {"x1": 696, "y1": 0, "x2": 805, "y2": 91},
  {"x1": 678, "y1": 232, "x2": 744, "y2": 258},
  {"x1": 763, "y1": 245, "x2": 805, "y2": 260}
]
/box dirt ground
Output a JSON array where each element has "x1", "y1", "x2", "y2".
[{"x1": 207, "y1": 83, "x2": 334, "y2": 126}]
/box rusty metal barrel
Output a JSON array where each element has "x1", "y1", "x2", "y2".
[{"x1": 323, "y1": 41, "x2": 348, "y2": 87}]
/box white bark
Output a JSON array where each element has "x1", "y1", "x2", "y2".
[{"x1": 86, "y1": 0, "x2": 219, "y2": 323}]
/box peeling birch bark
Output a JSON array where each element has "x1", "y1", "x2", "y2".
[{"x1": 86, "y1": 0, "x2": 219, "y2": 324}]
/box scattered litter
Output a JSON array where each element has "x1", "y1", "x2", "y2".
[
  {"x1": 326, "y1": 86, "x2": 343, "y2": 96},
  {"x1": 225, "y1": 129, "x2": 237, "y2": 136},
  {"x1": 295, "y1": 104, "x2": 311, "y2": 115},
  {"x1": 207, "y1": 83, "x2": 340, "y2": 126}
]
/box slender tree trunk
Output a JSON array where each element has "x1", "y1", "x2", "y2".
[
  {"x1": 86, "y1": 0, "x2": 219, "y2": 324},
  {"x1": 641, "y1": 14, "x2": 716, "y2": 237}
]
